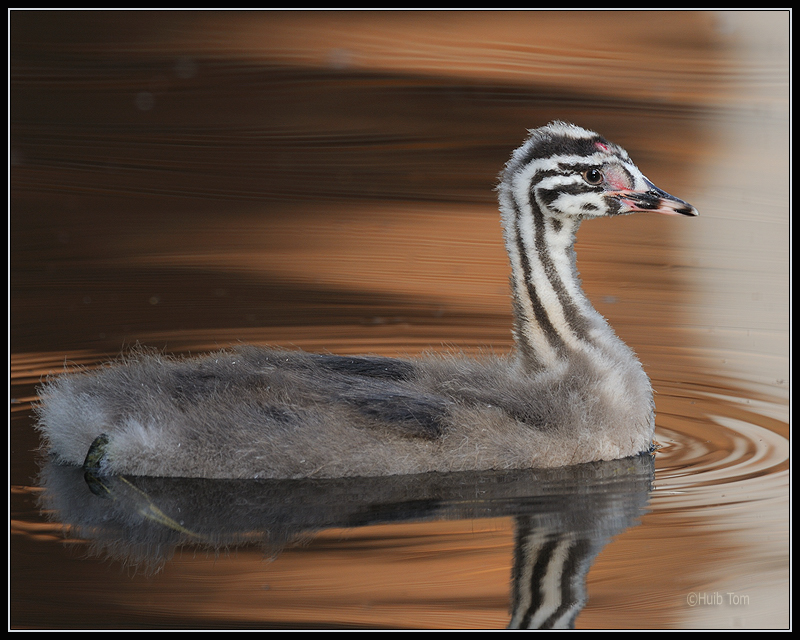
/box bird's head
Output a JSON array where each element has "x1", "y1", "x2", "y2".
[{"x1": 500, "y1": 121, "x2": 698, "y2": 221}]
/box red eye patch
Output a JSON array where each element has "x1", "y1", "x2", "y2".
[{"x1": 602, "y1": 165, "x2": 634, "y2": 191}]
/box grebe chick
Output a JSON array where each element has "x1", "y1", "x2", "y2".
[{"x1": 35, "y1": 122, "x2": 697, "y2": 479}]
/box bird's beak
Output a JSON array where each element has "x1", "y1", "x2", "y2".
[{"x1": 611, "y1": 179, "x2": 698, "y2": 217}]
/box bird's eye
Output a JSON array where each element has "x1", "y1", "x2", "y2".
[{"x1": 582, "y1": 168, "x2": 604, "y2": 186}]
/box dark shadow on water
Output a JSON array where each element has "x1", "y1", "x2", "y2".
[{"x1": 37, "y1": 454, "x2": 654, "y2": 629}]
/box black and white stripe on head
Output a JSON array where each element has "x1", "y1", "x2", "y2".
[
  {"x1": 501, "y1": 121, "x2": 645, "y2": 221},
  {"x1": 513, "y1": 121, "x2": 629, "y2": 167}
]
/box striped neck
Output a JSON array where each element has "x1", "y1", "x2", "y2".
[{"x1": 500, "y1": 184, "x2": 613, "y2": 372}]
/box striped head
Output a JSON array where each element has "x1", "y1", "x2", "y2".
[{"x1": 499, "y1": 121, "x2": 698, "y2": 221}]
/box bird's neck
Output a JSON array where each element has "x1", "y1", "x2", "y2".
[{"x1": 501, "y1": 202, "x2": 625, "y2": 374}]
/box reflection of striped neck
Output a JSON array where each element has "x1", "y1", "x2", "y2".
[{"x1": 508, "y1": 521, "x2": 602, "y2": 629}]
